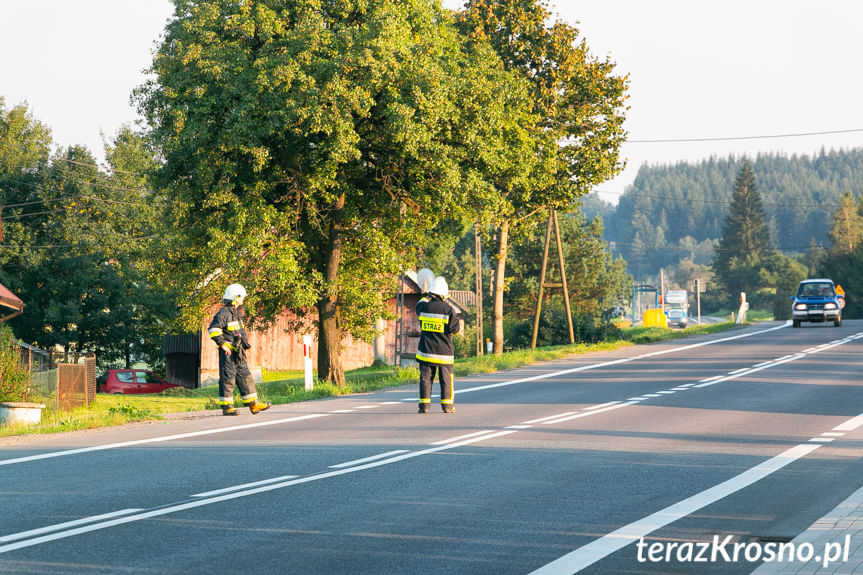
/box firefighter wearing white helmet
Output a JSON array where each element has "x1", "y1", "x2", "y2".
[
  {"x1": 207, "y1": 283, "x2": 271, "y2": 416},
  {"x1": 415, "y1": 276, "x2": 462, "y2": 413}
]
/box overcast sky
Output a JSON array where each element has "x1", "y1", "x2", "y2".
[{"x1": 3, "y1": 0, "x2": 862, "y2": 202}]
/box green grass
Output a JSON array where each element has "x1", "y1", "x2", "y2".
[{"x1": 1, "y1": 320, "x2": 741, "y2": 438}]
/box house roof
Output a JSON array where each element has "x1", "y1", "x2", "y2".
[{"x1": 0, "y1": 281, "x2": 24, "y2": 321}]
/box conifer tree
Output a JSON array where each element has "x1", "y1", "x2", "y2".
[
  {"x1": 828, "y1": 191, "x2": 863, "y2": 255},
  {"x1": 711, "y1": 160, "x2": 771, "y2": 303}
]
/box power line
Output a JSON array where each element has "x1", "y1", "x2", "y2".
[{"x1": 626, "y1": 128, "x2": 863, "y2": 144}]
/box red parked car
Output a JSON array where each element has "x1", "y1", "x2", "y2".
[{"x1": 101, "y1": 369, "x2": 180, "y2": 394}]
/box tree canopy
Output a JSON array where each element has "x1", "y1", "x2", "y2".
[
  {"x1": 136, "y1": 0, "x2": 552, "y2": 383},
  {"x1": 455, "y1": 0, "x2": 628, "y2": 353}
]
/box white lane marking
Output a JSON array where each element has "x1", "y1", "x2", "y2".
[
  {"x1": 0, "y1": 509, "x2": 143, "y2": 544},
  {"x1": 0, "y1": 322, "x2": 800, "y2": 470},
  {"x1": 523, "y1": 412, "x2": 579, "y2": 424},
  {"x1": 192, "y1": 475, "x2": 300, "y2": 497},
  {"x1": 698, "y1": 375, "x2": 724, "y2": 384},
  {"x1": 330, "y1": 409, "x2": 355, "y2": 413},
  {"x1": 809, "y1": 437, "x2": 835, "y2": 443},
  {"x1": 627, "y1": 397, "x2": 648, "y2": 401},
  {"x1": 0, "y1": 413, "x2": 332, "y2": 467},
  {"x1": 455, "y1": 322, "x2": 794, "y2": 396},
  {"x1": 585, "y1": 401, "x2": 621, "y2": 411},
  {"x1": 693, "y1": 353, "x2": 806, "y2": 388},
  {"x1": 431, "y1": 430, "x2": 497, "y2": 445},
  {"x1": 728, "y1": 367, "x2": 751, "y2": 375},
  {"x1": 328, "y1": 450, "x2": 410, "y2": 469},
  {"x1": 671, "y1": 387, "x2": 690, "y2": 391},
  {"x1": 528, "y1": 443, "x2": 821, "y2": 575},
  {"x1": 379, "y1": 402, "x2": 402, "y2": 405},
  {"x1": 506, "y1": 425, "x2": 532, "y2": 430},
  {"x1": 822, "y1": 432, "x2": 846, "y2": 437},
  {"x1": 657, "y1": 391, "x2": 675, "y2": 395},
  {"x1": 541, "y1": 402, "x2": 638, "y2": 425},
  {"x1": 0, "y1": 430, "x2": 519, "y2": 554},
  {"x1": 643, "y1": 394, "x2": 661, "y2": 398},
  {"x1": 833, "y1": 415, "x2": 863, "y2": 432},
  {"x1": 357, "y1": 405, "x2": 380, "y2": 409}
]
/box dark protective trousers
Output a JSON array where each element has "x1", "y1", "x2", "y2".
[
  {"x1": 218, "y1": 350, "x2": 256, "y2": 405},
  {"x1": 418, "y1": 361, "x2": 454, "y2": 408}
]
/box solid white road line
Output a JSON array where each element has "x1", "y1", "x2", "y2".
[
  {"x1": 192, "y1": 476, "x2": 300, "y2": 497},
  {"x1": 0, "y1": 429, "x2": 519, "y2": 554},
  {"x1": 0, "y1": 322, "x2": 799, "y2": 470},
  {"x1": 0, "y1": 413, "x2": 333, "y2": 467},
  {"x1": 328, "y1": 450, "x2": 410, "y2": 469},
  {"x1": 0, "y1": 509, "x2": 143, "y2": 543},
  {"x1": 528, "y1": 443, "x2": 822, "y2": 575}
]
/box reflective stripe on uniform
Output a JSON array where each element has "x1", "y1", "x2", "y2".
[
  {"x1": 240, "y1": 393, "x2": 257, "y2": 403},
  {"x1": 208, "y1": 328, "x2": 223, "y2": 339},
  {"x1": 415, "y1": 350, "x2": 454, "y2": 365},
  {"x1": 418, "y1": 397, "x2": 431, "y2": 404},
  {"x1": 226, "y1": 321, "x2": 241, "y2": 332},
  {"x1": 218, "y1": 396, "x2": 233, "y2": 406}
]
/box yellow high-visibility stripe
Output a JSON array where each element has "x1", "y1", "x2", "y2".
[
  {"x1": 415, "y1": 350, "x2": 454, "y2": 365},
  {"x1": 441, "y1": 373, "x2": 454, "y2": 404},
  {"x1": 418, "y1": 397, "x2": 431, "y2": 404},
  {"x1": 226, "y1": 321, "x2": 241, "y2": 332},
  {"x1": 208, "y1": 328, "x2": 223, "y2": 338}
]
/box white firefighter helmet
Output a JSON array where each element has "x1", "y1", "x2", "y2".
[
  {"x1": 417, "y1": 268, "x2": 435, "y2": 293},
  {"x1": 430, "y1": 276, "x2": 449, "y2": 298},
  {"x1": 223, "y1": 283, "x2": 247, "y2": 303}
]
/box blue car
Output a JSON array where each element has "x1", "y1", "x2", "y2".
[{"x1": 790, "y1": 279, "x2": 843, "y2": 328}]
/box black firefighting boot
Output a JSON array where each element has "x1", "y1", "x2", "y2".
[
  {"x1": 442, "y1": 404, "x2": 455, "y2": 414},
  {"x1": 222, "y1": 406, "x2": 239, "y2": 416},
  {"x1": 248, "y1": 401, "x2": 272, "y2": 414},
  {"x1": 418, "y1": 403, "x2": 430, "y2": 414}
]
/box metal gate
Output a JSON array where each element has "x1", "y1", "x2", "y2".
[{"x1": 57, "y1": 358, "x2": 96, "y2": 410}]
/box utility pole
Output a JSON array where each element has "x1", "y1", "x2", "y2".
[
  {"x1": 474, "y1": 228, "x2": 483, "y2": 356},
  {"x1": 531, "y1": 210, "x2": 574, "y2": 348}
]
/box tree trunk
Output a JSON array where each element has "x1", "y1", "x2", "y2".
[
  {"x1": 491, "y1": 219, "x2": 510, "y2": 355},
  {"x1": 316, "y1": 193, "x2": 346, "y2": 387}
]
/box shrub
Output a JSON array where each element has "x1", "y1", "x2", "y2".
[
  {"x1": 0, "y1": 326, "x2": 33, "y2": 402},
  {"x1": 508, "y1": 304, "x2": 622, "y2": 349}
]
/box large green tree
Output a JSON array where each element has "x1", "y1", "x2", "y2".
[
  {"x1": 711, "y1": 160, "x2": 771, "y2": 304},
  {"x1": 456, "y1": 0, "x2": 628, "y2": 353},
  {"x1": 1, "y1": 99, "x2": 171, "y2": 366},
  {"x1": 136, "y1": 0, "x2": 539, "y2": 384}
]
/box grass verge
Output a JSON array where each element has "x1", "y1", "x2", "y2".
[{"x1": 1, "y1": 321, "x2": 740, "y2": 438}]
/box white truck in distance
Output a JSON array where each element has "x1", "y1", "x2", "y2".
[{"x1": 664, "y1": 290, "x2": 689, "y2": 328}]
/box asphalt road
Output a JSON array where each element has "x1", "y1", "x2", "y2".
[{"x1": 1, "y1": 320, "x2": 862, "y2": 575}]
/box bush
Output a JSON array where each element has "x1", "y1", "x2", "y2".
[
  {"x1": 0, "y1": 326, "x2": 33, "y2": 402},
  {"x1": 508, "y1": 305, "x2": 622, "y2": 349}
]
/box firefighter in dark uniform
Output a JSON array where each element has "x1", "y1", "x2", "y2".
[
  {"x1": 208, "y1": 283, "x2": 271, "y2": 416},
  {"x1": 416, "y1": 276, "x2": 462, "y2": 413}
]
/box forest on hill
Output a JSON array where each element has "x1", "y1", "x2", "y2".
[{"x1": 586, "y1": 148, "x2": 863, "y2": 283}]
